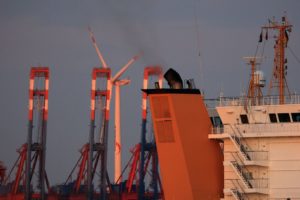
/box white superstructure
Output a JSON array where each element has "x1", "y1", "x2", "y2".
[
  {"x1": 208, "y1": 15, "x2": 299, "y2": 200},
  {"x1": 209, "y1": 95, "x2": 300, "y2": 199}
]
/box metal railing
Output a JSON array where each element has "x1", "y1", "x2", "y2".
[
  {"x1": 226, "y1": 178, "x2": 269, "y2": 190},
  {"x1": 231, "y1": 162, "x2": 252, "y2": 185},
  {"x1": 249, "y1": 178, "x2": 269, "y2": 189},
  {"x1": 229, "y1": 179, "x2": 249, "y2": 200},
  {"x1": 205, "y1": 94, "x2": 300, "y2": 108},
  {"x1": 235, "y1": 123, "x2": 300, "y2": 134},
  {"x1": 245, "y1": 151, "x2": 268, "y2": 161},
  {"x1": 212, "y1": 123, "x2": 300, "y2": 135},
  {"x1": 225, "y1": 125, "x2": 252, "y2": 161},
  {"x1": 225, "y1": 151, "x2": 268, "y2": 162}
]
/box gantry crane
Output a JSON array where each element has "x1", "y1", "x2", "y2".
[
  {"x1": 0, "y1": 162, "x2": 6, "y2": 186},
  {"x1": 0, "y1": 67, "x2": 53, "y2": 200},
  {"x1": 109, "y1": 66, "x2": 164, "y2": 200},
  {"x1": 63, "y1": 68, "x2": 112, "y2": 200},
  {"x1": 138, "y1": 66, "x2": 163, "y2": 200}
]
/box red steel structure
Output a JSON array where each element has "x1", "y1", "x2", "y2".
[
  {"x1": 0, "y1": 144, "x2": 28, "y2": 200},
  {"x1": 26, "y1": 67, "x2": 50, "y2": 200},
  {"x1": 88, "y1": 67, "x2": 112, "y2": 200},
  {"x1": 120, "y1": 143, "x2": 164, "y2": 200},
  {"x1": 138, "y1": 66, "x2": 163, "y2": 200},
  {"x1": 262, "y1": 15, "x2": 293, "y2": 104},
  {"x1": 0, "y1": 67, "x2": 55, "y2": 200},
  {"x1": 63, "y1": 68, "x2": 112, "y2": 200},
  {"x1": 107, "y1": 66, "x2": 164, "y2": 200},
  {"x1": 0, "y1": 162, "x2": 6, "y2": 185}
]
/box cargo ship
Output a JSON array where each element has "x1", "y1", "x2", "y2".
[{"x1": 207, "y1": 16, "x2": 300, "y2": 199}]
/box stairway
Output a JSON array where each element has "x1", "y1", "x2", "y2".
[
  {"x1": 231, "y1": 189, "x2": 243, "y2": 200},
  {"x1": 230, "y1": 161, "x2": 253, "y2": 189},
  {"x1": 228, "y1": 126, "x2": 251, "y2": 161}
]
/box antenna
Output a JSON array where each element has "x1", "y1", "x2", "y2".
[
  {"x1": 243, "y1": 56, "x2": 265, "y2": 105},
  {"x1": 261, "y1": 15, "x2": 293, "y2": 104}
]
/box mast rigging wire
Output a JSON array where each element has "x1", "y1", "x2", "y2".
[
  {"x1": 192, "y1": 0, "x2": 204, "y2": 89},
  {"x1": 287, "y1": 46, "x2": 300, "y2": 65}
]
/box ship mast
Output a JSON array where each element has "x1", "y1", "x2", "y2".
[
  {"x1": 244, "y1": 56, "x2": 264, "y2": 105},
  {"x1": 261, "y1": 15, "x2": 292, "y2": 104}
]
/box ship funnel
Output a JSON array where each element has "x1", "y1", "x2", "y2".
[{"x1": 164, "y1": 68, "x2": 183, "y2": 89}]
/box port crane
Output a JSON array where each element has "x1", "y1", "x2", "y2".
[
  {"x1": 0, "y1": 162, "x2": 6, "y2": 185},
  {"x1": 63, "y1": 28, "x2": 140, "y2": 200},
  {"x1": 138, "y1": 66, "x2": 163, "y2": 200},
  {"x1": 109, "y1": 66, "x2": 164, "y2": 200},
  {"x1": 63, "y1": 68, "x2": 112, "y2": 200},
  {"x1": 0, "y1": 67, "x2": 53, "y2": 200}
]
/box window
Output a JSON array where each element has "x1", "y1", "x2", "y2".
[
  {"x1": 269, "y1": 113, "x2": 277, "y2": 123},
  {"x1": 210, "y1": 117, "x2": 214, "y2": 125},
  {"x1": 210, "y1": 116, "x2": 223, "y2": 127},
  {"x1": 214, "y1": 116, "x2": 223, "y2": 127},
  {"x1": 278, "y1": 113, "x2": 291, "y2": 123},
  {"x1": 240, "y1": 114, "x2": 249, "y2": 124},
  {"x1": 292, "y1": 113, "x2": 300, "y2": 122}
]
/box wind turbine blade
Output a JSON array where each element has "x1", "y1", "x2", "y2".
[
  {"x1": 112, "y1": 53, "x2": 141, "y2": 83},
  {"x1": 88, "y1": 27, "x2": 108, "y2": 68}
]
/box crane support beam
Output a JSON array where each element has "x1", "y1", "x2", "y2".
[
  {"x1": 139, "y1": 66, "x2": 163, "y2": 200},
  {"x1": 88, "y1": 68, "x2": 112, "y2": 200},
  {"x1": 25, "y1": 67, "x2": 50, "y2": 200}
]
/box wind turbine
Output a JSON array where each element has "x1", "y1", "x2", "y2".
[{"x1": 88, "y1": 27, "x2": 140, "y2": 183}]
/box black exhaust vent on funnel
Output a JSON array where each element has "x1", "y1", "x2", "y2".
[{"x1": 164, "y1": 68, "x2": 183, "y2": 89}]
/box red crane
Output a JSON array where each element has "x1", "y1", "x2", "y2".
[
  {"x1": 111, "y1": 66, "x2": 164, "y2": 200},
  {"x1": 0, "y1": 161, "x2": 7, "y2": 185},
  {"x1": 138, "y1": 66, "x2": 163, "y2": 200},
  {"x1": 0, "y1": 67, "x2": 55, "y2": 200},
  {"x1": 64, "y1": 68, "x2": 112, "y2": 200}
]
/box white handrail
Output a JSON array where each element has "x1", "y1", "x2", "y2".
[{"x1": 212, "y1": 123, "x2": 300, "y2": 135}]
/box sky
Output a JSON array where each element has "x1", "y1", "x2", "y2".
[{"x1": 0, "y1": 0, "x2": 300, "y2": 185}]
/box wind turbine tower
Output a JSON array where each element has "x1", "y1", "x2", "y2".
[{"x1": 88, "y1": 27, "x2": 140, "y2": 184}]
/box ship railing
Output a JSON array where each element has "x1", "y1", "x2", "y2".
[
  {"x1": 225, "y1": 151, "x2": 268, "y2": 162},
  {"x1": 227, "y1": 179, "x2": 249, "y2": 200},
  {"x1": 226, "y1": 178, "x2": 269, "y2": 190},
  {"x1": 205, "y1": 94, "x2": 300, "y2": 108},
  {"x1": 229, "y1": 125, "x2": 253, "y2": 161},
  {"x1": 212, "y1": 126, "x2": 224, "y2": 134},
  {"x1": 248, "y1": 178, "x2": 269, "y2": 189},
  {"x1": 212, "y1": 125, "x2": 243, "y2": 134},
  {"x1": 245, "y1": 151, "x2": 268, "y2": 161},
  {"x1": 230, "y1": 152, "x2": 253, "y2": 187},
  {"x1": 212, "y1": 123, "x2": 300, "y2": 135},
  {"x1": 212, "y1": 125, "x2": 253, "y2": 161},
  {"x1": 233, "y1": 123, "x2": 300, "y2": 135}
]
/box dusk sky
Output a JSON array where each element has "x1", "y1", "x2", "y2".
[{"x1": 0, "y1": 0, "x2": 300, "y2": 185}]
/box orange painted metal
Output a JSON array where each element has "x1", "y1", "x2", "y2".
[
  {"x1": 125, "y1": 144, "x2": 140, "y2": 193},
  {"x1": 148, "y1": 91, "x2": 223, "y2": 200},
  {"x1": 263, "y1": 16, "x2": 292, "y2": 104}
]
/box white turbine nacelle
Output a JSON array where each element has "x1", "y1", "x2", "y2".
[{"x1": 114, "y1": 79, "x2": 131, "y2": 86}]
